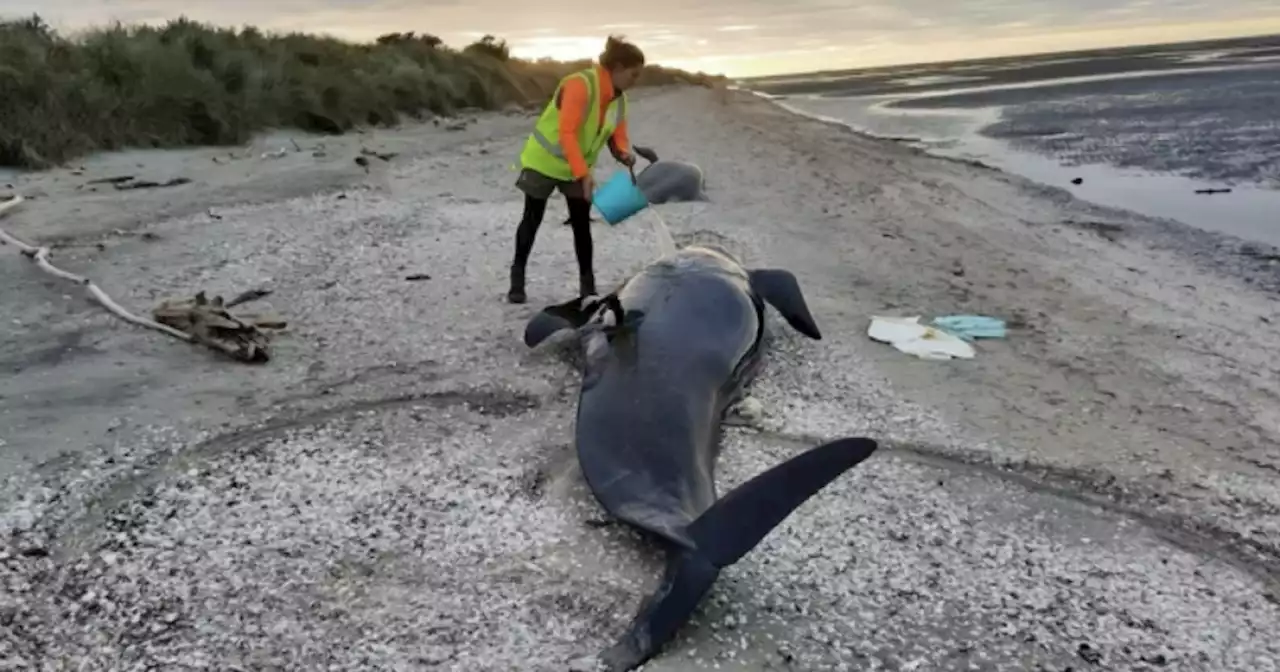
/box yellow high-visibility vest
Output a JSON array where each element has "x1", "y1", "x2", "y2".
[{"x1": 518, "y1": 66, "x2": 628, "y2": 181}]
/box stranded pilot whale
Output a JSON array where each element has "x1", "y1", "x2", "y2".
[{"x1": 523, "y1": 244, "x2": 879, "y2": 671}]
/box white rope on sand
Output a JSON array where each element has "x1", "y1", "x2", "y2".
[{"x1": 0, "y1": 195, "x2": 195, "y2": 343}]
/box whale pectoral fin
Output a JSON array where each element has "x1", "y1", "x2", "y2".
[
  {"x1": 523, "y1": 311, "x2": 577, "y2": 348},
  {"x1": 524, "y1": 293, "x2": 631, "y2": 347},
  {"x1": 747, "y1": 268, "x2": 823, "y2": 340},
  {"x1": 688, "y1": 436, "x2": 878, "y2": 567},
  {"x1": 522, "y1": 296, "x2": 597, "y2": 348}
]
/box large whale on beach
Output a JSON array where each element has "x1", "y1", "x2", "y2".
[{"x1": 522, "y1": 244, "x2": 879, "y2": 671}]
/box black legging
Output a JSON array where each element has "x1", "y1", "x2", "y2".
[{"x1": 513, "y1": 194, "x2": 593, "y2": 282}]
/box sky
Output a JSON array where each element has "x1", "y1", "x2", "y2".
[{"x1": 9, "y1": 1, "x2": 1280, "y2": 77}]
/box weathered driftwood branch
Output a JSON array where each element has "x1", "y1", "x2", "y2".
[
  {"x1": 152, "y1": 292, "x2": 281, "y2": 363},
  {"x1": 0, "y1": 195, "x2": 195, "y2": 342},
  {"x1": 2, "y1": 195, "x2": 283, "y2": 362}
]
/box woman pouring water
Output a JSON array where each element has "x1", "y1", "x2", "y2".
[{"x1": 506, "y1": 35, "x2": 651, "y2": 304}]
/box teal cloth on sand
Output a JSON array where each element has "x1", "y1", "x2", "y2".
[{"x1": 930, "y1": 315, "x2": 1007, "y2": 341}]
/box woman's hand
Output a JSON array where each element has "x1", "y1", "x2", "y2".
[{"x1": 579, "y1": 173, "x2": 595, "y2": 199}]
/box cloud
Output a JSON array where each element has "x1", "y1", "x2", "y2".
[{"x1": 6, "y1": 0, "x2": 1280, "y2": 74}]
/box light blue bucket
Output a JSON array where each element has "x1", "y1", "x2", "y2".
[{"x1": 592, "y1": 170, "x2": 650, "y2": 225}]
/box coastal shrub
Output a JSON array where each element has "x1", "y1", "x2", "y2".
[
  {"x1": 463, "y1": 35, "x2": 511, "y2": 62},
  {"x1": 0, "y1": 14, "x2": 724, "y2": 168}
]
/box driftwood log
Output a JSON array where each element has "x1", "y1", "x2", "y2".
[
  {"x1": 0, "y1": 195, "x2": 285, "y2": 363},
  {"x1": 152, "y1": 292, "x2": 284, "y2": 363}
]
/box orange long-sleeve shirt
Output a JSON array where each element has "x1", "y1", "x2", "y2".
[{"x1": 557, "y1": 64, "x2": 631, "y2": 179}]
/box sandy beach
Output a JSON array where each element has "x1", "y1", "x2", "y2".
[{"x1": 2, "y1": 86, "x2": 1279, "y2": 670}]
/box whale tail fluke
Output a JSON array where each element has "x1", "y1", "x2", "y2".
[
  {"x1": 596, "y1": 436, "x2": 880, "y2": 671},
  {"x1": 597, "y1": 550, "x2": 720, "y2": 672},
  {"x1": 689, "y1": 436, "x2": 878, "y2": 566}
]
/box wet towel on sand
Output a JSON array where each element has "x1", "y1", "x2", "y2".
[{"x1": 930, "y1": 314, "x2": 1007, "y2": 341}]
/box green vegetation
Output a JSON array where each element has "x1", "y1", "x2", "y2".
[{"x1": 0, "y1": 15, "x2": 723, "y2": 169}]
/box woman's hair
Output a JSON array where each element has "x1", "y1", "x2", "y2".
[{"x1": 599, "y1": 35, "x2": 646, "y2": 70}]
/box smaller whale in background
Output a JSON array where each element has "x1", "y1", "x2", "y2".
[
  {"x1": 632, "y1": 145, "x2": 708, "y2": 204},
  {"x1": 566, "y1": 145, "x2": 709, "y2": 225}
]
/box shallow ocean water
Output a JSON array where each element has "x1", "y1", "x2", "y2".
[{"x1": 750, "y1": 44, "x2": 1280, "y2": 247}]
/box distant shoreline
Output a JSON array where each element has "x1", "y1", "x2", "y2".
[
  {"x1": 742, "y1": 32, "x2": 1280, "y2": 99},
  {"x1": 740, "y1": 31, "x2": 1280, "y2": 89},
  {"x1": 734, "y1": 43, "x2": 1280, "y2": 248}
]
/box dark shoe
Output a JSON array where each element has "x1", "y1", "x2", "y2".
[
  {"x1": 508, "y1": 265, "x2": 527, "y2": 304},
  {"x1": 579, "y1": 273, "x2": 596, "y2": 298}
]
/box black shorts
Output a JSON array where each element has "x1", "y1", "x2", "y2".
[{"x1": 516, "y1": 168, "x2": 587, "y2": 201}]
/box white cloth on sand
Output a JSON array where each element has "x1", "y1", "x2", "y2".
[{"x1": 867, "y1": 315, "x2": 976, "y2": 360}]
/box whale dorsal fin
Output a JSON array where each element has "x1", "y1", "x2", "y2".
[{"x1": 747, "y1": 269, "x2": 822, "y2": 340}]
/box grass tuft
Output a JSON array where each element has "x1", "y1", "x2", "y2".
[{"x1": 0, "y1": 15, "x2": 725, "y2": 169}]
